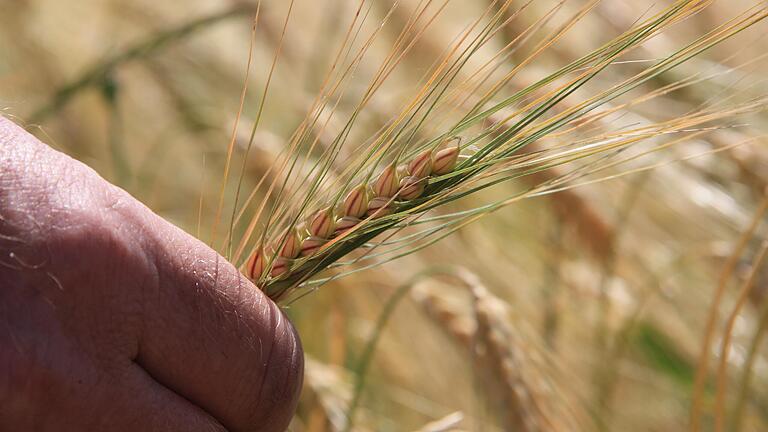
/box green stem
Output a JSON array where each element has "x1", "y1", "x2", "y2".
[
  {"x1": 343, "y1": 283, "x2": 410, "y2": 432},
  {"x1": 343, "y1": 267, "x2": 458, "y2": 432}
]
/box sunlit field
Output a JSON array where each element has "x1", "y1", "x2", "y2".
[{"x1": 3, "y1": 0, "x2": 768, "y2": 430}]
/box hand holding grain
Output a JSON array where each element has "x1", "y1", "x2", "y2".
[{"x1": 0, "y1": 117, "x2": 303, "y2": 432}]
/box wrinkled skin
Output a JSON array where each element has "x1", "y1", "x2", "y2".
[{"x1": 0, "y1": 117, "x2": 303, "y2": 431}]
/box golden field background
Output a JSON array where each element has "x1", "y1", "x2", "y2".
[{"x1": 3, "y1": 0, "x2": 768, "y2": 430}]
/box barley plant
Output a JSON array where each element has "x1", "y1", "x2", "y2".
[{"x1": 4, "y1": 0, "x2": 768, "y2": 430}]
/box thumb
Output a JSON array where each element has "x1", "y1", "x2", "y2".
[
  {"x1": 0, "y1": 115, "x2": 303, "y2": 431},
  {"x1": 130, "y1": 205, "x2": 304, "y2": 432}
]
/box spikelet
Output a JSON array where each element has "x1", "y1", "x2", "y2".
[
  {"x1": 309, "y1": 207, "x2": 336, "y2": 239},
  {"x1": 407, "y1": 149, "x2": 433, "y2": 178},
  {"x1": 304, "y1": 357, "x2": 357, "y2": 430},
  {"x1": 270, "y1": 256, "x2": 291, "y2": 277},
  {"x1": 470, "y1": 280, "x2": 548, "y2": 432},
  {"x1": 412, "y1": 282, "x2": 474, "y2": 349},
  {"x1": 276, "y1": 228, "x2": 302, "y2": 259},
  {"x1": 414, "y1": 274, "x2": 560, "y2": 432},
  {"x1": 373, "y1": 163, "x2": 399, "y2": 197},
  {"x1": 242, "y1": 246, "x2": 266, "y2": 281},
  {"x1": 399, "y1": 176, "x2": 425, "y2": 200},
  {"x1": 342, "y1": 184, "x2": 369, "y2": 218},
  {"x1": 334, "y1": 216, "x2": 361, "y2": 235},
  {"x1": 432, "y1": 139, "x2": 461, "y2": 175},
  {"x1": 396, "y1": 164, "x2": 408, "y2": 179},
  {"x1": 300, "y1": 236, "x2": 326, "y2": 257},
  {"x1": 366, "y1": 196, "x2": 393, "y2": 218}
]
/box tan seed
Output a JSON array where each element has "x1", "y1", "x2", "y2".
[
  {"x1": 300, "y1": 236, "x2": 326, "y2": 257},
  {"x1": 432, "y1": 141, "x2": 460, "y2": 175},
  {"x1": 242, "y1": 246, "x2": 266, "y2": 280},
  {"x1": 334, "y1": 216, "x2": 361, "y2": 235},
  {"x1": 366, "y1": 196, "x2": 393, "y2": 218},
  {"x1": 308, "y1": 208, "x2": 335, "y2": 238},
  {"x1": 373, "y1": 164, "x2": 399, "y2": 197},
  {"x1": 399, "y1": 176, "x2": 426, "y2": 200},
  {"x1": 407, "y1": 149, "x2": 434, "y2": 178},
  {"x1": 270, "y1": 257, "x2": 291, "y2": 277},
  {"x1": 342, "y1": 184, "x2": 369, "y2": 218},
  {"x1": 277, "y1": 228, "x2": 302, "y2": 259}
]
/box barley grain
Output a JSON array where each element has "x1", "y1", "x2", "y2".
[
  {"x1": 408, "y1": 149, "x2": 434, "y2": 178},
  {"x1": 399, "y1": 176, "x2": 426, "y2": 200},
  {"x1": 432, "y1": 139, "x2": 461, "y2": 175},
  {"x1": 373, "y1": 163, "x2": 399, "y2": 197}
]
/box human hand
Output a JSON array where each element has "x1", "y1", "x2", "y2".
[{"x1": 0, "y1": 117, "x2": 303, "y2": 431}]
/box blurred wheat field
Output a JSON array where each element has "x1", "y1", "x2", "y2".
[{"x1": 3, "y1": 0, "x2": 768, "y2": 431}]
